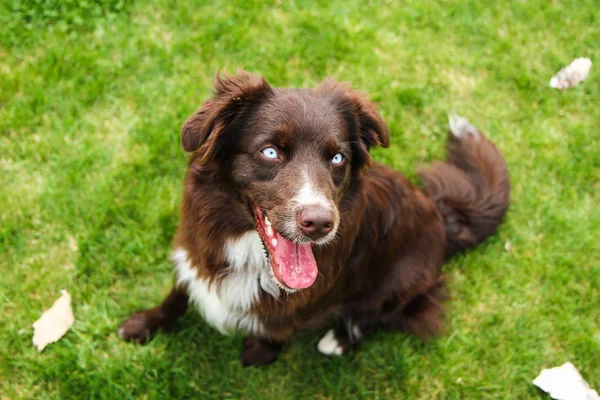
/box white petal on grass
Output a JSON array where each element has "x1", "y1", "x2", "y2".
[
  {"x1": 32, "y1": 290, "x2": 74, "y2": 352},
  {"x1": 549, "y1": 58, "x2": 592, "y2": 90},
  {"x1": 533, "y1": 362, "x2": 599, "y2": 400}
]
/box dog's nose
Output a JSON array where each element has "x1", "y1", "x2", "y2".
[{"x1": 296, "y1": 206, "x2": 334, "y2": 239}]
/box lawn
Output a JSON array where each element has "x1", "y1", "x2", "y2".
[{"x1": 1, "y1": 0, "x2": 599, "y2": 398}]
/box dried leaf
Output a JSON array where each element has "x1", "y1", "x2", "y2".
[
  {"x1": 533, "y1": 362, "x2": 599, "y2": 400},
  {"x1": 32, "y1": 290, "x2": 74, "y2": 352},
  {"x1": 550, "y1": 58, "x2": 592, "y2": 90}
]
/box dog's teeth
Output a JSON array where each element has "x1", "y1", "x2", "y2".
[
  {"x1": 272, "y1": 238, "x2": 278, "y2": 247},
  {"x1": 265, "y1": 217, "x2": 272, "y2": 227},
  {"x1": 266, "y1": 226, "x2": 273, "y2": 236},
  {"x1": 261, "y1": 240, "x2": 269, "y2": 259}
]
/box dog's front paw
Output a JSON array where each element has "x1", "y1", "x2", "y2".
[
  {"x1": 317, "y1": 329, "x2": 355, "y2": 356},
  {"x1": 118, "y1": 311, "x2": 156, "y2": 344},
  {"x1": 241, "y1": 337, "x2": 282, "y2": 367}
]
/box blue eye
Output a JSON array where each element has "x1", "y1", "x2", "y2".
[
  {"x1": 261, "y1": 147, "x2": 279, "y2": 159},
  {"x1": 331, "y1": 153, "x2": 344, "y2": 164}
]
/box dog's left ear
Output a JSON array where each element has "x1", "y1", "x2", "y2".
[
  {"x1": 181, "y1": 71, "x2": 273, "y2": 162},
  {"x1": 318, "y1": 80, "x2": 389, "y2": 169}
]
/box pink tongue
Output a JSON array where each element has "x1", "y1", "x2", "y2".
[{"x1": 272, "y1": 233, "x2": 318, "y2": 289}]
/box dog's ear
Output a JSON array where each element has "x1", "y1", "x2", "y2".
[
  {"x1": 181, "y1": 71, "x2": 273, "y2": 161},
  {"x1": 317, "y1": 80, "x2": 389, "y2": 169}
]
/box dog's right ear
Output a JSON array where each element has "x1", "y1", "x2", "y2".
[{"x1": 181, "y1": 71, "x2": 273, "y2": 160}]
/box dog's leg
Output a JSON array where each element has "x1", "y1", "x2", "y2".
[
  {"x1": 318, "y1": 276, "x2": 447, "y2": 357},
  {"x1": 317, "y1": 316, "x2": 365, "y2": 356},
  {"x1": 391, "y1": 276, "x2": 447, "y2": 338},
  {"x1": 119, "y1": 286, "x2": 189, "y2": 343},
  {"x1": 241, "y1": 337, "x2": 284, "y2": 367}
]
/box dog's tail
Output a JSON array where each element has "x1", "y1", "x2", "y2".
[{"x1": 418, "y1": 114, "x2": 510, "y2": 257}]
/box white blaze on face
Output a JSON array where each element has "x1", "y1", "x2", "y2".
[
  {"x1": 294, "y1": 170, "x2": 333, "y2": 209},
  {"x1": 289, "y1": 169, "x2": 339, "y2": 245}
]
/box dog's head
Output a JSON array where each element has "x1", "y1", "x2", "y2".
[{"x1": 182, "y1": 71, "x2": 389, "y2": 291}]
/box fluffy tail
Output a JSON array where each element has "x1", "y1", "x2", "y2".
[{"x1": 418, "y1": 114, "x2": 510, "y2": 256}]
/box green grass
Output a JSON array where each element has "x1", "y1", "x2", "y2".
[{"x1": 1, "y1": 0, "x2": 599, "y2": 398}]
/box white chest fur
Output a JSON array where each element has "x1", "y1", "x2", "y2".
[{"x1": 172, "y1": 232, "x2": 279, "y2": 336}]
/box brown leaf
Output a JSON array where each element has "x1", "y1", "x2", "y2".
[{"x1": 32, "y1": 290, "x2": 74, "y2": 352}]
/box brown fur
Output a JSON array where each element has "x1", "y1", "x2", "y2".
[{"x1": 119, "y1": 71, "x2": 510, "y2": 365}]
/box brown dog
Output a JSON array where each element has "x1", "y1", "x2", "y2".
[{"x1": 119, "y1": 71, "x2": 510, "y2": 366}]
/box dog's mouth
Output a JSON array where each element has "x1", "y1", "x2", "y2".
[{"x1": 252, "y1": 206, "x2": 318, "y2": 291}]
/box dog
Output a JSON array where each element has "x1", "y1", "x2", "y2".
[{"x1": 119, "y1": 71, "x2": 510, "y2": 366}]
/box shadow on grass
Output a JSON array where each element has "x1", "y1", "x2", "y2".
[{"x1": 150, "y1": 311, "x2": 417, "y2": 399}]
